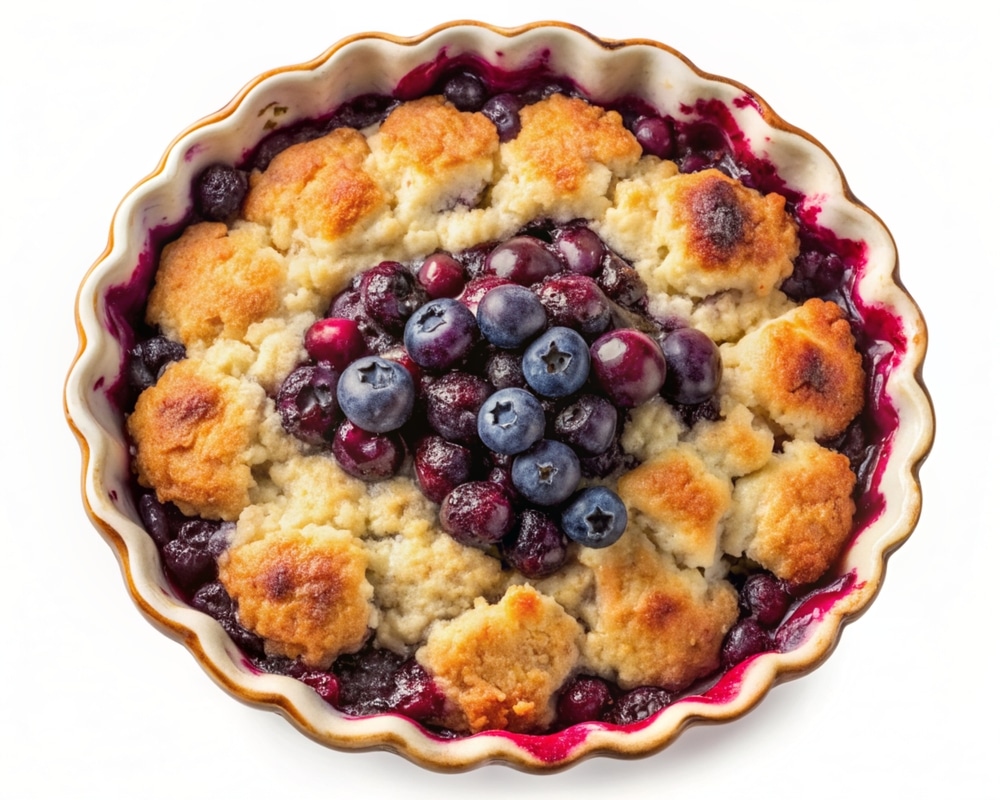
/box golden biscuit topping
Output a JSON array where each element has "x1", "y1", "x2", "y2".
[
  {"x1": 128, "y1": 359, "x2": 264, "y2": 520},
  {"x1": 243, "y1": 127, "x2": 387, "y2": 247},
  {"x1": 219, "y1": 525, "x2": 373, "y2": 668},
  {"x1": 726, "y1": 439, "x2": 857, "y2": 586},
  {"x1": 146, "y1": 222, "x2": 284, "y2": 347},
  {"x1": 579, "y1": 530, "x2": 738, "y2": 690},
  {"x1": 722, "y1": 298, "x2": 865, "y2": 439},
  {"x1": 416, "y1": 585, "x2": 581, "y2": 733},
  {"x1": 658, "y1": 169, "x2": 798, "y2": 298}
]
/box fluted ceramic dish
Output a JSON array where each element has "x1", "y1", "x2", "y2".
[{"x1": 65, "y1": 20, "x2": 933, "y2": 771}]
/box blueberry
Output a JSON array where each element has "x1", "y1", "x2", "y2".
[
  {"x1": 739, "y1": 573, "x2": 792, "y2": 628},
  {"x1": 552, "y1": 394, "x2": 618, "y2": 456},
  {"x1": 631, "y1": 115, "x2": 675, "y2": 159},
  {"x1": 598, "y1": 253, "x2": 646, "y2": 307},
  {"x1": 535, "y1": 274, "x2": 612, "y2": 339},
  {"x1": 485, "y1": 349, "x2": 528, "y2": 390},
  {"x1": 561, "y1": 486, "x2": 627, "y2": 548},
  {"x1": 457, "y1": 275, "x2": 513, "y2": 314},
  {"x1": 328, "y1": 287, "x2": 397, "y2": 354},
  {"x1": 331, "y1": 419, "x2": 406, "y2": 480},
  {"x1": 557, "y1": 676, "x2": 613, "y2": 726},
  {"x1": 417, "y1": 252, "x2": 467, "y2": 298},
  {"x1": 194, "y1": 163, "x2": 248, "y2": 221},
  {"x1": 511, "y1": 440, "x2": 581, "y2": 506},
  {"x1": 413, "y1": 436, "x2": 477, "y2": 503},
  {"x1": 403, "y1": 299, "x2": 479, "y2": 371},
  {"x1": 304, "y1": 317, "x2": 366, "y2": 371},
  {"x1": 481, "y1": 93, "x2": 523, "y2": 142},
  {"x1": 721, "y1": 618, "x2": 773, "y2": 668},
  {"x1": 442, "y1": 72, "x2": 487, "y2": 111},
  {"x1": 477, "y1": 388, "x2": 546, "y2": 455},
  {"x1": 423, "y1": 371, "x2": 492, "y2": 445},
  {"x1": 522, "y1": 327, "x2": 591, "y2": 398},
  {"x1": 360, "y1": 261, "x2": 428, "y2": 333},
  {"x1": 277, "y1": 363, "x2": 341, "y2": 445},
  {"x1": 502, "y1": 509, "x2": 568, "y2": 579},
  {"x1": 552, "y1": 225, "x2": 605, "y2": 277},
  {"x1": 439, "y1": 481, "x2": 515, "y2": 547},
  {"x1": 782, "y1": 249, "x2": 845, "y2": 301},
  {"x1": 604, "y1": 686, "x2": 674, "y2": 725},
  {"x1": 162, "y1": 519, "x2": 232, "y2": 590},
  {"x1": 590, "y1": 329, "x2": 666, "y2": 408},
  {"x1": 127, "y1": 335, "x2": 185, "y2": 391},
  {"x1": 336, "y1": 356, "x2": 415, "y2": 433},
  {"x1": 658, "y1": 327, "x2": 721, "y2": 405},
  {"x1": 484, "y1": 236, "x2": 562, "y2": 285},
  {"x1": 476, "y1": 285, "x2": 548, "y2": 349}
]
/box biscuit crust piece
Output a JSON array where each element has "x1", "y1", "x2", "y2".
[
  {"x1": 659, "y1": 169, "x2": 798, "y2": 298},
  {"x1": 722, "y1": 298, "x2": 865, "y2": 439},
  {"x1": 579, "y1": 529, "x2": 738, "y2": 691},
  {"x1": 726, "y1": 439, "x2": 857, "y2": 585},
  {"x1": 128, "y1": 359, "x2": 263, "y2": 520},
  {"x1": 373, "y1": 95, "x2": 499, "y2": 215},
  {"x1": 416, "y1": 585, "x2": 581, "y2": 734},
  {"x1": 617, "y1": 445, "x2": 732, "y2": 569},
  {"x1": 146, "y1": 222, "x2": 284, "y2": 347},
  {"x1": 219, "y1": 525, "x2": 373, "y2": 668},
  {"x1": 243, "y1": 127, "x2": 387, "y2": 248}
]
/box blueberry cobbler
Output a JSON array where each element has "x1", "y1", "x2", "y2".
[{"x1": 123, "y1": 65, "x2": 881, "y2": 736}]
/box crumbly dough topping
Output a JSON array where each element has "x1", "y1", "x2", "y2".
[
  {"x1": 416, "y1": 585, "x2": 581, "y2": 733},
  {"x1": 218, "y1": 524, "x2": 374, "y2": 667},
  {"x1": 128, "y1": 91, "x2": 867, "y2": 732},
  {"x1": 128, "y1": 358, "x2": 266, "y2": 520},
  {"x1": 724, "y1": 439, "x2": 857, "y2": 585},
  {"x1": 721, "y1": 297, "x2": 865, "y2": 440},
  {"x1": 577, "y1": 529, "x2": 737, "y2": 690},
  {"x1": 146, "y1": 222, "x2": 285, "y2": 348}
]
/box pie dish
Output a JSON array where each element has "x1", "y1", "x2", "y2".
[{"x1": 65, "y1": 21, "x2": 933, "y2": 769}]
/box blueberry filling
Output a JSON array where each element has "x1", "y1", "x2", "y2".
[{"x1": 119, "y1": 59, "x2": 895, "y2": 738}]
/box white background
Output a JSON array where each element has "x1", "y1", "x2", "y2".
[{"x1": 3, "y1": 1, "x2": 996, "y2": 797}]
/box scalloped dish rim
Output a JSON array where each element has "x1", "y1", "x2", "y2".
[{"x1": 65, "y1": 20, "x2": 933, "y2": 771}]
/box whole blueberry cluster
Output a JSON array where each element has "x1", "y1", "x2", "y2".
[{"x1": 275, "y1": 222, "x2": 723, "y2": 576}]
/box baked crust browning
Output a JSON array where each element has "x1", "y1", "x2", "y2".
[
  {"x1": 145, "y1": 222, "x2": 284, "y2": 347},
  {"x1": 726, "y1": 439, "x2": 856, "y2": 585},
  {"x1": 243, "y1": 127, "x2": 387, "y2": 247},
  {"x1": 376, "y1": 95, "x2": 498, "y2": 180},
  {"x1": 579, "y1": 529, "x2": 738, "y2": 690},
  {"x1": 493, "y1": 94, "x2": 642, "y2": 222},
  {"x1": 660, "y1": 169, "x2": 798, "y2": 298},
  {"x1": 218, "y1": 525, "x2": 373, "y2": 668},
  {"x1": 416, "y1": 585, "x2": 581, "y2": 733},
  {"x1": 617, "y1": 446, "x2": 732, "y2": 569},
  {"x1": 723, "y1": 298, "x2": 865, "y2": 439},
  {"x1": 128, "y1": 359, "x2": 263, "y2": 520}
]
